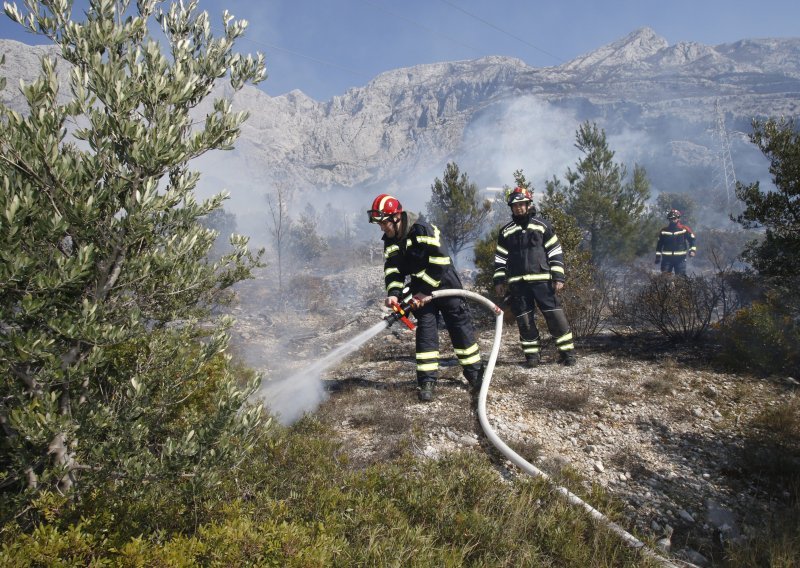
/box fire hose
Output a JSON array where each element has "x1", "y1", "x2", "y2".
[{"x1": 387, "y1": 288, "x2": 688, "y2": 568}]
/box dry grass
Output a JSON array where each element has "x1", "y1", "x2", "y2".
[
  {"x1": 751, "y1": 398, "x2": 800, "y2": 441},
  {"x1": 642, "y1": 376, "x2": 674, "y2": 396},
  {"x1": 603, "y1": 383, "x2": 638, "y2": 405},
  {"x1": 524, "y1": 382, "x2": 592, "y2": 412}
]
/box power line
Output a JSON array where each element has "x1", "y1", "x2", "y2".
[
  {"x1": 361, "y1": 0, "x2": 485, "y2": 56},
  {"x1": 236, "y1": 36, "x2": 372, "y2": 80},
  {"x1": 436, "y1": 0, "x2": 564, "y2": 64}
]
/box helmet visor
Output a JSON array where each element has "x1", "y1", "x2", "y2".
[{"x1": 368, "y1": 209, "x2": 391, "y2": 224}]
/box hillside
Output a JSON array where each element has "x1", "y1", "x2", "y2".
[{"x1": 230, "y1": 263, "x2": 800, "y2": 567}]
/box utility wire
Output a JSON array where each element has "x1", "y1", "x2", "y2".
[
  {"x1": 361, "y1": 0, "x2": 485, "y2": 56},
  {"x1": 436, "y1": 0, "x2": 565, "y2": 64},
  {"x1": 236, "y1": 37, "x2": 372, "y2": 80}
]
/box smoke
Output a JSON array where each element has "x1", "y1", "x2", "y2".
[
  {"x1": 187, "y1": 92, "x2": 776, "y2": 425},
  {"x1": 458, "y1": 95, "x2": 582, "y2": 191}
]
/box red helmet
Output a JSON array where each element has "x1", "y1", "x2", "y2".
[
  {"x1": 368, "y1": 194, "x2": 402, "y2": 223},
  {"x1": 667, "y1": 209, "x2": 681, "y2": 220},
  {"x1": 507, "y1": 186, "x2": 533, "y2": 206}
]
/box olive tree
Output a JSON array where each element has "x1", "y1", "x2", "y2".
[{"x1": 0, "y1": 0, "x2": 268, "y2": 526}]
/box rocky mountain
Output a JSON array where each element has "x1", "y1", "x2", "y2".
[{"x1": 2, "y1": 27, "x2": 799, "y2": 229}]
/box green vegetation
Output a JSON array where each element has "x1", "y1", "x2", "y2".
[
  {"x1": 546, "y1": 121, "x2": 655, "y2": 264},
  {"x1": 1, "y1": 418, "x2": 659, "y2": 567},
  {"x1": 473, "y1": 224, "x2": 501, "y2": 294},
  {"x1": 735, "y1": 118, "x2": 800, "y2": 280},
  {"x1": 715, "y1": 117, "x2": 800, "y2": 376},
  {"x1": 1, "y1": 0, "x2": 265, "y2": 529},
  {"x1": 717, "y1": 291, "x2": 800, "y2": 376},
  {"x1": 426, "y1": 161, "x2": 491, "y2": 265}
]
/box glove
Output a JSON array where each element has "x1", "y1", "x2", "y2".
[
  {"x1": 654, "y1": 256, "x2": 661, "y2": 265},
  {"x1": 410, "y1": 294, "x2": 431, "y2": 310},
  {"x1": 689, "y1": 251, "x2": 696, "y2": 258},
  {"x1": 494, "y1": 283, "x2": 506, "y2": 298}
]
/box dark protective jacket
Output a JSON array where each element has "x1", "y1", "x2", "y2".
[
  {"x1": 656, "y1": 221, "x2": 697, "y2": 258},
  {"x1": 493, "y1": 211, "x2": 565, "y2": 286},
  {"x1": 382, "y1": 212, "x2": 463, "y2": 298}
]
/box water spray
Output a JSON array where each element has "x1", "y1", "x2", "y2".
[{"x1": 258, "y1": 319, "x2": 389, "y2": 424}]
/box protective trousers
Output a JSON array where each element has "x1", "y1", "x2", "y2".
[
  {"x1": 510, "y1": 282, "x2": 574, "y2": 358},
  {"x1": 414, "y1": 295, "x2": 482, "y2": 386},
  {"x1": 660, "y1": 256, "x2": 687, "y2": 275}
]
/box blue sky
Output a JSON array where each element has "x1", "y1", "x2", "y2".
[{"x1": 2, "y1": 0, "x2": 799, "y2": 101}]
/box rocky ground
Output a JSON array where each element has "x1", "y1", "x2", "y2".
[{"x1": 228, "y1": 264, "x2": 799, "y2": 567}]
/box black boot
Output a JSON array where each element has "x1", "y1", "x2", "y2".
[
  {"x1": 525, "y1": 355, "x2": 541, "y2": 368},
  {"x1": 465, "y1": 363, "x2": 485, "y2": 391},
  {"x1": 418, "y1": 381, "x2": 435, "y2": 402},
  {"x1": 559, "y1": 351, "x2": 576, "y2": 367}
]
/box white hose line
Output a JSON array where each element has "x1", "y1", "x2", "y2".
[{"x1": 431, "y1": 289, "x2": 686, "y2": 568}]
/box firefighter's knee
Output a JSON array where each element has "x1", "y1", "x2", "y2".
[
  {"x1": 516, "y1": 309, "x2": 538, "y2": 336},
  {"x1": 543, "y1": 308, "x2": 570, "y2": 337}
]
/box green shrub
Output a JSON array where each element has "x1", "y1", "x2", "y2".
[
  {"x1": 0, "y1": 0, "x2": 265, "y2": 531},
  {"x1": 473, "y1": 224, "x2": 502, "y2": 295},
  {"x1": 716, "y1": 292, "x2": 800, "y2": 375},
  {"x1": 2, "y1": 416, "x2": 661, "y2": 567}
]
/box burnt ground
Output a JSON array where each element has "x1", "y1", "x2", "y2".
[{"x1": 229, "y1": 264, "x2": 800, "y2": 567}]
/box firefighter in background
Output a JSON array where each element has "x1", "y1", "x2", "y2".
[
  {"x1": 655, "y1": 209, "x2": 696, "y2": 275},
  {"x1": 368, "y1": 194, "x2": 483, "y2": 402},
  {"x1": 493, "y1": 187, "x2": 576, "y2": 367}
]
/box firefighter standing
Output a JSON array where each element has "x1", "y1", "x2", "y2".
[
  {"x1": 368, "y1": 194, "x2": 483, "y2": 402},
  {"x1": 493, "y1": 187, "x2": 576, "y2": 367},
  {"x1": 655, "y1": 209, "x2": 696, "y2": 275}
]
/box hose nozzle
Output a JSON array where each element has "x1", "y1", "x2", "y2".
[
  {"x1": 385, "y1": 302, "x2": 415, "y2": 330},
  {"x1": 383, "y1": 286, "x2": 419, "y2": 330}
]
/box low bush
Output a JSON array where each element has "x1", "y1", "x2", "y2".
[
  {"x1": 283, "y1": 274, "x2": 333, "y2": 313},
  {"x1": 2, "y1": 415, "x2": 660, "y2": 567},
  {"x1": 716, "y1": 292, "x2": 800, "y2": 376},
  {"x1": 561, "y1": 263, "x2": 609, "y2": 339},
  {"x1": 611, "y1": 273, "x2": 719, "y2": 341}
]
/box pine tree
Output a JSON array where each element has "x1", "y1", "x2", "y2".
[
  {"x1": 735, "y1": 118, "x2": 800, "y2": 279},
  {"x1": 0, "y1": 0, "x2": 267, "y2": 525},
  {"x1": 426, "y1": 162, "x2": 490, "y2": 266},
  {"x1": 556, "y1": 122, "x2": 652, "y2": 263}
]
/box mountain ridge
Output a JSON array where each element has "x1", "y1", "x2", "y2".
[{"x1": 2, "y1": 29, "x2": 799, "y2": 228}]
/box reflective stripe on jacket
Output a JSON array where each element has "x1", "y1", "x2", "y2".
[
  {"x1": 656, "y1": 222, "x2": 696, "y2": 257},
  {"x1": 493, "y1": 213, "x2": 565, "y2": 285},
  {"x1": 382, "y1": 212, "x2": 463, "y2": 297}
]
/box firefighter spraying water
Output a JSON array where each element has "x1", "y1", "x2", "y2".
[
  {"x1": 258, "y1": 280, "x2": 682, "y2": 567},
  {"x1": 368, "y1": 193, "x2": 484, "y2": 401},
  {"x1": 259, "y1": 192, "x2": 687, "y2": 568}
]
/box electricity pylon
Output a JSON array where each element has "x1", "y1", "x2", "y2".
[{"x1": 711, "y1": 99, "x2": 739, "y2": 216}]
